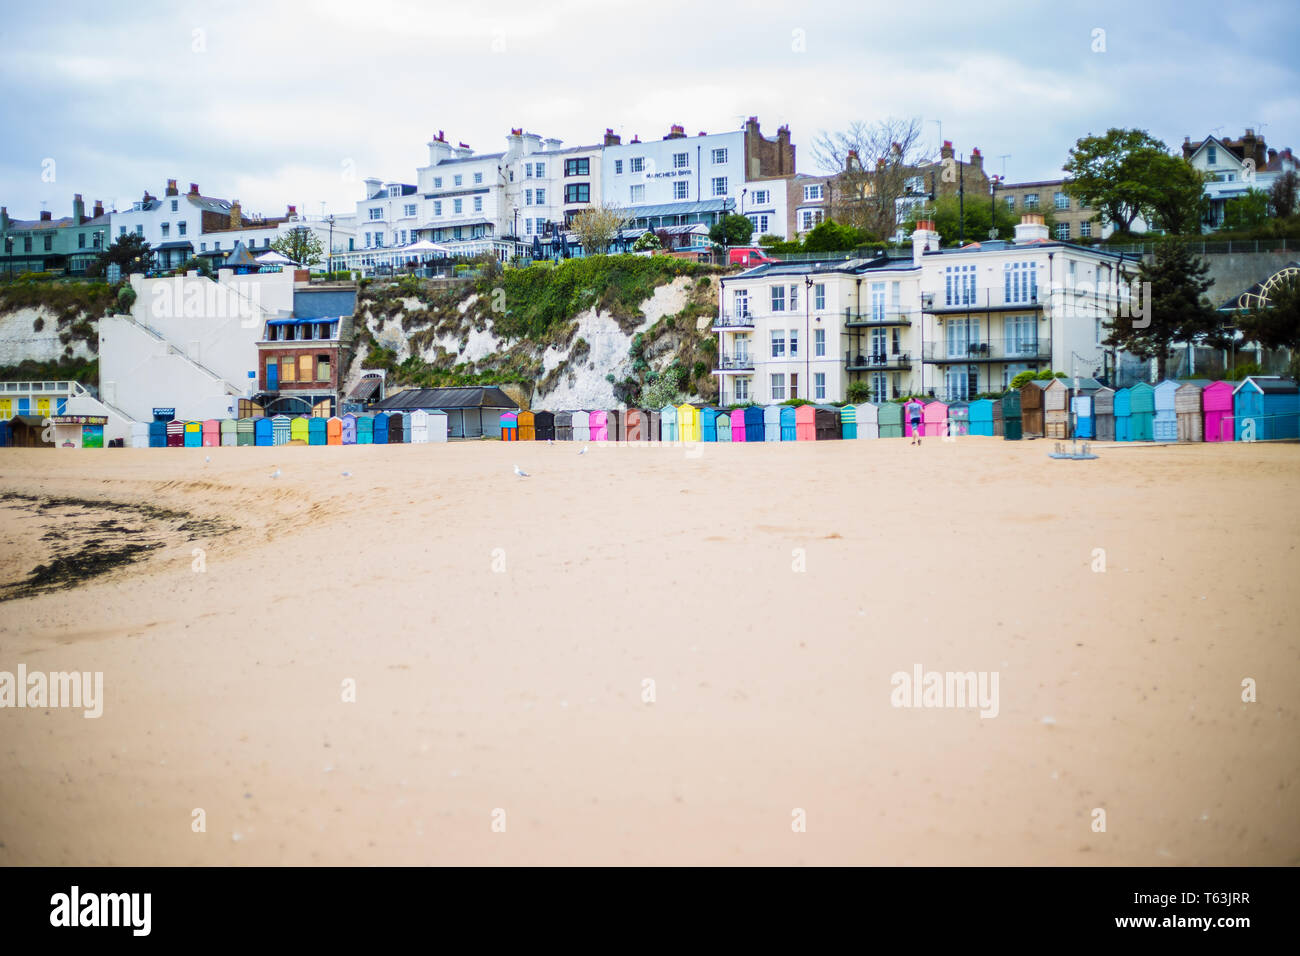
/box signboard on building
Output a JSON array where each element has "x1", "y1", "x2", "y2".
[{"x1": 52, "y1": 415, "x2": 108, "y2": 425}]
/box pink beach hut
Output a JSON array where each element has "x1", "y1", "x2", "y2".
[
  {"x1": 589, "y1": 410, "x2": 609, "y2": 441},
  {"x1": 730, "y1": 408, "x2": 746, "y2": 442},
  {"x1": 201, "y1": 419, "x2": 220, "y2": 447},
  {"x1": 1202, "y1": 380, "x2": 1235, "y2": 442},
  {"x1": 922, "y1": 401, "x2": 948, "y2": 438},
  {"x1": 795, "y1": 404, "x2": 816, "y2": 441}
]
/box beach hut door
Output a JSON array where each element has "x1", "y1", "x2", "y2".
[{"x1": 267, "y1": 362, "x2": 278, "y2": 390}]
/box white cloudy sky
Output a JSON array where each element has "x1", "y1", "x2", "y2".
[{"x1": 2, "y1": 0, "x2": 1297, "y2": 221}]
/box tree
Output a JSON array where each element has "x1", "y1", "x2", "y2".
[
  {"x1": 1103, "y1": 238, "x2": 1221, "y2": 379},
  {"x1": 568, "y1": 203, "x2": 625, "y2": 256},
  {"x1": 181, "y1": 256, "x2": 213, "y2": 278},
  {"x1": 1063, "y1": 128, "x2": 1206, "y2": 235},
  {"x1": 96, "y1": 232, "x2": 153, "y2": 276},
  {"x1": 271, "y1": 226, "x2": 323, "y2": 267},
  {"x1": 708, "y1": 213, "x2": 754, "y2": 247},
  {"x1": 632, "y1": 230, "x2": 661, "y2": 252},
  {"x1": 1222, "y1": 189, "x2": 1272, "y2": 232},
  {"x1": 800, "y1": 220, "x2": 869, "y2": 252},
  {"x1": 812, "y1": 117, "x2": 931, "y2": 241},
  {"x1": 1269, "y1": 171, "x2": 1299, "y2": 219},
  {"x1": 1236, "y1": 271, "x2": 1300, "y2": 351},
  {"x1": 903, "y1": 194, "x2": 1047, "y2": 246},
  {"x1": 846, "y1": 381, "x2": 872, "y2": 403}
]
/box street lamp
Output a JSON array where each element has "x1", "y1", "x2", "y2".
[
  {"x1": 989, "y1": 175, "x2": 1004, "y2": 239},
  {"x1": 326, "y1": 214, "x2": 335, "y2": 274},
  {"x1": 804, "y1": 275, "x2": 814, "y2": 400}
]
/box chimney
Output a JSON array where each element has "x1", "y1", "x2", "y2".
[
  {"x1": 0, "y1": 207, "x2": 8, "y2": 231},
  {"x1": 844, "y1": 150, "x2": 860, "y2": 171},
  {"x1": 970, "y1": 148, "x2": 983, "y2": 170},
  {"x1": 229, "y1": 199, "x2": 242, "y2": 229},
  {"x1": 364, "y1": 177, "x2": 382, "y2": 199},
  {"x1": 427, "y1": 131, "x2": 453, "y2": 165},
  {"x1": 698, "y1": 131, "x2": 706, "y2": 136},
  {"x1": 940, "y1": 140, "x2": 954, "y2": 161},
  {"x1": 630, "y1": 135, "x2": 640, "y2": 144},
  {"x1": 664, "y1": 124, "x2": 686, "y2": 140},
  {"x1": 188, "y1": 183, "x2": 200, "y2": 197},
  {"x1": 1014, "y1": 213, "x2": 1050, "y2": 243},
  {"x1": 604, "y1": 128, "x2": 621, "y2": 146},
  {"x1": 73, "y1": 194, "x2": 85, "y2": 224},
  {"x1": 286, "y1": 204, "x2": 297, "y2": 219},
  {"x1": 40, "y1": 210, "x2": 53, "y2": 221},
  {"x1": 165, "y1": 179, "x2": 179, "y2": 197},
  {"x1": 93, "y1": 200, "x2": 104, "y2": 219},
  {"x1": 912, "y1": 220, "x2": 939, "y2": 265}
]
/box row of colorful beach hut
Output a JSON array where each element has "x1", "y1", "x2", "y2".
[
  {"x1": 501, "y1": 376, "x2": 1297, "y2": 446},
  {"x1": 129, "y1": 411, "x2": 450, "y2": 448}
]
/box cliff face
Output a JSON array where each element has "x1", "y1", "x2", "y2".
[
  {"x1": 0, "y1": 281, "x2": 113, "y2": 371},
  {"x1": 345, "y1": 257, "x2": 722, "y2": 409}
]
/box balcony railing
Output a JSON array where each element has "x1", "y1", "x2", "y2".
[
  {"x1": 713, "y1": 312, "x2": 755, "y2": 329},
  {"x1": 715, "y1": 354, "x2": 755, "y2": 371},
  {"x1": 923, "y1": 291, "x2": 1041, "y2": 312},
  {"x1": 844, "y1": 308, "x2": 914, "y2": 327},
  {"x1": 845, "y1": 351, "x2": 912, "y2": 371},
  {"x1": 921, "y1": 339, "x2": 1052, "y2": 363}
]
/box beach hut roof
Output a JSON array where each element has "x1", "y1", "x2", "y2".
[
  {"x1": 373, "y1": 386, "x2": 518, "y2": 411},
  {"x1": 1233, "y1": 375, "x2": 1298, "y2": 395}
]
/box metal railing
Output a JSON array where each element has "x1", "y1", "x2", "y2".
[
  {"x1": 844, "y1": 309, "x2": 915, "y2": 327},
  {"x1": 716, "y1": 355, "x2": 755, "y2": 371},
  {"x1": 921, "y1": 340, "x2": 1052, "y2": 362},
  {"x1": 713, "y1": 312, "x2": 755, "y2": 328},
  {"x1": 845, "y1": 352, "x2": 912, "y2": 371}
]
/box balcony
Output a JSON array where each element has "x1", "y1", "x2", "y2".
[
  {"x1": 712, "y1": 312, "x2": 755, "y2": 330},
  {"x1": 845, "y1": 351, "x2": 912, "y2": 372},
  {"x1": 922, "y1": 291, "x2": 1042, "y2": 314},
  {"x1": 844, "y1": 308, "x2": 914, "y2": 328},
  {"x1": 921, "y1": 339, "x2": 1052, "y2": 363},
  {"x1": 715, "y1": 354, "x2": 755, "y2": 372}
]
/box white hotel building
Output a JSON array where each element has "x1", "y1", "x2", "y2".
[{"x1": 713, "y1": 215, "x2": 1143, "y2": 405}]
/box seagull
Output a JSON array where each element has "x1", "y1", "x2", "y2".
[
  {"x1": 341, "y1": 471, "x2": 351, "y2": 478},
  {"x1": 204, "y1": 455, "x2": 211, "y2": 463},
  {"x1": 578, "y1": 446, "x2": 588, "y2": 455},
  {"x1": 513, "y1": 464, "x2": 529, "y2": 478},
  {"x1": 269, "y1": 468, "x2": 281, "y2": 479}
]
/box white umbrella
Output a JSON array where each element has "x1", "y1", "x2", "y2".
[
  {"x1": 403, "y1": 239, "x2": 452, "y2": 254},
  {"x1": 256, "y1": 250, "x2": 296, "y2": 265}
]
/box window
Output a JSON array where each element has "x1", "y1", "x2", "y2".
[
  {"x1": 404, "y1": 203, "x2": 417, "y2": 216},
  {"x1": 814, "y1": 283, "x2": 825, "y2": 310},
  {"x1": 770, "y1": 329, "x2": 785, "y2": 357},
  {"x1": 734, "y1": 377, "x2": 750, "y2": 402},
  {"x1": 171, "y1": 200, "x2": 178, "y2": 212},
  {"x1": 800, "y1": 208, "x2": 824, "y2": 231},
  {"x1": 712, "y1": 177, "x2": 728, "y2": 197},
  {"x1": 298, "y1": 355, "x2": 313, "y2": 382},
  {"x1": 1207, "y1": 145, "x2": 1217, "y2": 165},
  {"x1": 280, "y1": 355, "x2": 296, "y2": 383},
  {"x1": 535, "y1": 163, "x2": 545, "y2": 177},
  {"x1": 119, "y1": 226, "x2": 126, "y2": 237},
  {"x1": 804, "y1": 184, "x2": 823, "y2": 201},
  {"x1": 1005, "y1": 195, "x2": 1016, "y2": 209},
  {"x1": 789, "y1": 284, "x2": 799, "y2": 311},
  {"x1": 369, "y1": 208, "x2": 383, "y2": 220},
  {"x1": 1054, "y1": 223, "x2": 1070, "y2": 240},
  {"x1": 1079, "y1": 221, "x2": 1092, "y2": 238},
  {"x1": 474, "y1": 196, "x2": 483, "y2": 213},
  {"x1": 630, "y1": 157, "x2": 644, "y2": 173},
  {"x1": 673, "y1": 152, "x2": 689, "y2": 169},
  {"x1": 453, "y1": 199, "x2": 463, "y2": 214},
  {"x1": 870, "y1": 282, "x2": 886, "y2": 320},
  {"x1": 388, "y1": 186, "x2": 401, "y2": 197},
  {"x1": 178, "y1": 222, "x2": 186, "y2": 236},
  {"x1": 752, "y1": 189, "x2": 770, "y2": 205},
  {"x1": 43, "y1": 235, "x2": 52, "y2": 251},
  {"x1": 712, "y1": 148, "x2": 728, "y2": 164},
  {"x1": 525, "y1": 163, "x2": 533, "y2": 178},
  {"x1": 771, "y1": 286, "x2": 786, "y2": 312},
  {"x1": 789, "y1": 328, "x2": 798, "y2": 357},
  {"x1": 474, "y1": 172, "x2": 483, "y2": 184},
  {"x1": 433, "y1": 177, "x2": 442, "y2": 188},
  {"x1": 630, "y1": 184, "x2": 645, "y2": 203},
  {"x1": 317, "y1": 355, "x2": 330, "y2": 381},
  {"x1": 614, "y1": 160, "x2": 623, "y2": 175},
  {"x1": 200, "y1": 242, "x2": 206, "y2": 251},
  {"x1": 1054, "y1": 191, "x2": 1069, "y2": 210},
  {"x1": 871, "y1": 372, "x2": 888, "y2": 401},
  {"x1": 398, "y1": 230, "x2": 406, "y2": 245},
  {"x1": 565, "y1": 183, "x2": 590, "y2": 203},
  {"x1": 565, "y1": 158, "x2": 590, "y2": 176},
  {"x1": 1024, "y1": 193, "x2": 1040, "y2": 209},
  {"x1": 747, "y1": 214, "x2": 769, "y2": 234},
  {"x1": 434, "y1": 200, "x2": 442, "y2": 216},
  {"x1": 525, "y1": 189, "x2": 533, "y2": 206},
  {"x1": 213, "y1": 240, "x2": 220, "y2": 250},
  {"x1": 674, "y1": 181, "x2": 689, "y2": 200},
  {"x1": 374, "y1": 232, "x2": 384, "y2": 247},
  {"x1": 136, "y1": 225, "x2": 144, "y2": 236},
  {"x1": 734, "y1": 289, "x2": 749, "y2": 317},
  {"x1": 1006, "y1": 314, "x2": 1038, "y2": 356},
  {"x1": 770, "y1": 373, "x2": 785, "y2": 401},
  {"x1": 945, "y1": 264, "x2": 977, "y2": 306},
  {"x1": 453, "y1": 175, "x2": 462, "y2": 187},
  {"x1": 78, "y1": 233, "x2": 86, "y2": 249},
  {"x1": 535, "y1": 188, "x2": 546, "y2": 205},
  {"x1": 814, "y1": 373, "x2": 826, "y2": 400},
  {"x1": 815, "y1": 328, "x2": 826, "y2": 357},
  {"x1": 161, "y1": 222, "x2": 170, "y2": 237},
  {"x1": 1004, "y1": 261, "x2": 1039, "y2": 304}
]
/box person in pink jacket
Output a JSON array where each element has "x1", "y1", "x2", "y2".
[{"x1": 906, "y1": 398, "x2": 925, "y2": 445}]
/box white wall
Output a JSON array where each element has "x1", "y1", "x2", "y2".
[{"x1": 602, "y1": 131, "x2": 745, "y2": 210}]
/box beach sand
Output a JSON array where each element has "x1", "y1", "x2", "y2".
[{"x1": 0, "y1": 437, "x2": 1297, "y2": 866}]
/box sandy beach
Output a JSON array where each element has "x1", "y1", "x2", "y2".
[{"x1": 0, "y1": 437, "x2": 1297, "y2": 866}]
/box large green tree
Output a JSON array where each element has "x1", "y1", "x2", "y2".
[
  {"x1": 271, "y1": 226, "x2": 324, "y2": 267},
  {"x1": 800, "y1": 219, "x2": 871, "y2": 252},
  {"x1": 1222, "y1": 189, "x2": 1272, "y2": 232},
  {"x1": 95, "y1": 232, "x2": 153, "y2": 276},
  {"x1": 1268, "y1": 171, "x2": 1299, "y2": 219},
  {"x1": 1103, "y1": 238, "x2": 1222, "y2": 379},
  {"x1": 903, "y1": 194, "x2": 1046, "y2": 246},
  {"x1": 708, "y1": 213, "x2": 755, "y2": 247},
  {"x1": 1063, "y1": 128, "x2": 1207, "y2": 235}
]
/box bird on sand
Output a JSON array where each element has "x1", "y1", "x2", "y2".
[
  {"x1": 579, "y1": 446, "x2": 588, "y2": 455},
  {"x1": 269, "y1": 468, "x2": 281, "y2": 479},
  {"x1": 514, "y1": 464, "x2": 529, "y2": 478}
]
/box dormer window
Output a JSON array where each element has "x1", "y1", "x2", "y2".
[
  {"x1": 1207, "y1": 145, "x2": 1217, "y2": 165},
  {"x1": 388, "y1": 186, "x2": 401, "y2": 197}
]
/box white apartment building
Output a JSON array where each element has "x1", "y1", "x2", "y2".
[
  {"x1": 714, "y1": 214, "x2": 1143, "y2": 405},
  {"x1": 1183, "y1": 129, "x2": 1298, "y2": 230}
]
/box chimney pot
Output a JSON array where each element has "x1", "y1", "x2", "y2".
[
  {"x1": 40, "y1": 210, "x2": 52, "y2": 221},
  {"x1": 189, "y1": 183, "x2": 200, "y2": 195}
]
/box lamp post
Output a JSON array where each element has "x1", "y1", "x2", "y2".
[
  {"x1": 326, "y1": 215, "x2": 335, "y2": 275},
  {"x1": 989, "y1": 175, "x2": 1004, "y2": 239},
  {"x1": 804, "y1": 275, "x2": 813, "y2": 400}
]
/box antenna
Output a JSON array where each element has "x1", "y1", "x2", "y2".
[{"x1": 998, "y1": 155, "x2": 1011, "y2": 180}]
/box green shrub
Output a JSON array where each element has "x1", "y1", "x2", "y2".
[{"x1": 846, "y1": 381, "x2": 872, "y2": 403}]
